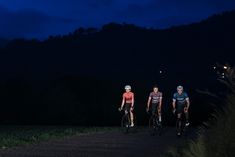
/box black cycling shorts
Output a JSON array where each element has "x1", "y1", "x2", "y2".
[
  {"x1": 151, "y1": 103, "x2": 160, "y2": 115},
  {"x1": 124, "y1": 103, "x2": 132, "y2": 112},
  {"x1": 176, "y1": 104, "x2": 186, "y2": 114}
]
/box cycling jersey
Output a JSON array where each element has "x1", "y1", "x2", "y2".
[
  {"x1": 123, "y1": 92, "x2": 134, "y2": 104},
  {"x1": 149, "y1": 92, "x2": 162, "y2": 104},
  {"x1": 173, "y1": 92, "x2": 189, "y2": 105}
]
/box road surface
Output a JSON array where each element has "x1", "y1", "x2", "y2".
[{"x1": 0, "y1": 127, "x2": 196, "y2": 157}]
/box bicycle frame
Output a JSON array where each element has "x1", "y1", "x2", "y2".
[
  {"x1": 148, "y1": 111, "x2": 162, "y2": 136},
  {"x1": 121, "y1": 109, "x2": 131, "y2": 133}
]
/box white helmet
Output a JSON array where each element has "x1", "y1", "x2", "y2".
[
  {"x1": 125, "y1": 85, "x2": 131, "y2": 90},
  {"x1": 177, "y1": 85, "x2": 183, "y2": 90}
]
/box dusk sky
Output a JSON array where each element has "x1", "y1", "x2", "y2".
[{"x1": 1, "y1": 0, "x2": 235, "y2": 39}]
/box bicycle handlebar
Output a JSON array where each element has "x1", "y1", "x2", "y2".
[{"x1": 118, "y1": 107, "x2": 123, "y2": 112}]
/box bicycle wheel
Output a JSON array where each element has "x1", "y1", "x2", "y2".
[
  {"x1": 156, "y1": 119, "x2": 162, "y2": 136},
  {"x1": 121, "y1": 114, "x2": 130, "y2": 133},
  {"x1": 176, "y1": 118, "x2": 182, "y2": 136},
  {"x1": 149, "y1": 115, "x2": 157, "y2": 135}
]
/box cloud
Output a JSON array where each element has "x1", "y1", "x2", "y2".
[{"x1": 0, "y1": 5, "x2": 79, "y2": 39}]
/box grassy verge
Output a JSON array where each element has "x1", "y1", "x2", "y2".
[{"x1": 0, "y1": 126, "x2": 119, "y2": 149}]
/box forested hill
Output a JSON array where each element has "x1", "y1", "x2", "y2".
[
  {"x1": 1, "y1": 10, "x2": 235, "y2": 82},
  {"x1": 0, "y1": 10, "x2": 234, "y2": 125}
]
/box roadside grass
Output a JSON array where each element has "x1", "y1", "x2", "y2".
[{"x1": 0, "y1": 126, "x2": 119, "y2": 149}]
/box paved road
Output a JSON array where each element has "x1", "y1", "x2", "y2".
[{"x1": 0, "y1": 127, "x2": 196, "y2": 157}]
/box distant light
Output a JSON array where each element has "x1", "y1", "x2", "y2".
[
  {"x1": 222, "y1": 73, "x2": 225, "y2": 76},
  {"x1": 224, "y1": 66, "x2": 228, "y2": 70},
  {"x1": 213, "y1": 66, "x2": 216, "y2": 69},
  {"x1": 159, "y1": 70, "x2": 162, "y2": 74}
]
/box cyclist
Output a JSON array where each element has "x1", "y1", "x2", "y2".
[
  {"x1": 172, "y1": 85, "x2": 190, "y2": 135},
  {"x1": 146, "y1": 85, "x2": 163, "y2": 125},
  {"x1": 119, "y1": 85, "x2": 135, "y2": 127}
]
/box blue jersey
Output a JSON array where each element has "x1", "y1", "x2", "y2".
[{"x1": 173, "y1": 92, "x2": 189, "y2": 105}]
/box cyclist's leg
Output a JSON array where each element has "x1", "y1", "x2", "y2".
[
  {"x1": 130, "y1": 110, "x2": 134, "y2": 126},
  {"x1": 177, "y1": 113, "x2": 182, "y2": 124},
  {"x1": 126, "y1": 104, "x2": 134, "y2": 127},
  {"x1": 184, "y1": 107, "x2": 189, "y2": 125},
  {"x1": 124, "y1": 104, "x2": 128, "y2": 115},
  {"x1": 151, "y1": 103, "x2": 158, "y2": 124},
  {"x1": 157, "y1": 104, "x2": 162, "y2": 124},
  {"x1": 151, "y1": 104, "x2": 156, "y2": 116},
  {"x1": 123, "y1": 105, "x2": 132, "y2": 129},
  {"x1": 176, "y1": 113, "x2": 182, "y2": 134},
  {"x1": 176, "y1": 104, "x2": 184, "y2": 135}
]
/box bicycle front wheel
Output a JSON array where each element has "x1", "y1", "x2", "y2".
[
  {"x1": 121, "y1": 115, "x2": 130, "y2": 133},
  {"x1": 149, "y1": 115, "x2": 157, "y2": 135}
]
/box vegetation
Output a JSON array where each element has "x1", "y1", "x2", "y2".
[
  {"x1": 0, "y1": 126, "x2": 118, "y2": 149},
  {"x1": 163, "y1": 66, "x2": 235, "y2": 157}
]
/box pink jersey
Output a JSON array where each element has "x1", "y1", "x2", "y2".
[{"x1": 123, "y1": 92, "x2": 134, "y2": 104}]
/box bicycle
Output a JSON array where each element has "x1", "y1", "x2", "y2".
[
  {"x1": 174, "y1": 109, "x2": 189, "y2": 137},
  {"x1": 119, "y1": 107, "x2": 135, "y2": 133},
  {"x1": 147, "y1": 108, "x2": 162, "y2": 136}
]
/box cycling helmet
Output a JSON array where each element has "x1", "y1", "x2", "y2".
[
  {"x1": 125, "y1": 85, "x2": 131, "y2": 90},
  {"x1": 177, "y1": 85, "x2": 183, "y2": 90}
]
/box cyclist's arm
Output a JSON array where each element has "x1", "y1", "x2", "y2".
[
  {"x1": 172, "y1": 93, "x2": 176, "y2": 110},
  {"x1": 121, "y1": 94, "x2": 125, "y2": 109},
  {"x1": 159, "y1": 97, "x2": 162, "y2": 110},
  {"x1": 131, "y1": 93, "x2": 134, "y2": 107},
  {"x1": 147, "y1": 97, "x2": 151, "y2": 109},
  {"x1": 159, "y1": 93, "x2": 163, "y2": 110},
  {"x1": 185, "y1": 92, "x2": 190, "y2": 109},
  {"x1": 172, "y1": 99, "x2": 176, "y2": 110},
  {"x1": 186, "y1": 98, "x2": 190, "y2": 109}
]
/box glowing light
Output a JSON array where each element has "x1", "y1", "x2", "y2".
[
  {"x1": 224, "y1": 66, "x2": 228, "y2": 70},
  {"x1": 159, "y1": 70, "x2": 162, "y2": 74}
]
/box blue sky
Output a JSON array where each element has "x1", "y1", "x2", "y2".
[{"x1": 0, "y1": 0, "x2": 235, "y2": 39}]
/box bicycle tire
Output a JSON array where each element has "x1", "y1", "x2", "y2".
[
  {"x1": 149, "y1": 115, "x2": 162, "y2": 136},
  {"x1": 121, "y1": 114, "x2": 130, "y2": 133}
]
